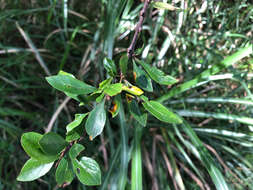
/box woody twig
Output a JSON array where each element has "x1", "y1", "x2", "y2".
[{"x1": 127, "y1": 0, "x2": 151, "y2": 59}]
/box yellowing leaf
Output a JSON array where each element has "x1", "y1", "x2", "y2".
[
  {"x1": 122, "y1": 85, "x2": 144, "y2": 96},
  {"x1": 152, "y1": 2, "x2": 180, "y2": 11}
]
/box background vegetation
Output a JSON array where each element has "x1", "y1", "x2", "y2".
[{"x1": 0, "y1": 0, "x2": 252, "y2": 189}]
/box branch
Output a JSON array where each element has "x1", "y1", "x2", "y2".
[{"x1": 127, "y1": 0, "x2": 151, "y2": 58}]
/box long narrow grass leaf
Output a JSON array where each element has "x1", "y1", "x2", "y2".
[
  {"x1": 131, "y1": 125, "x2": 143, "y2": 190},
  {"x1": 177, "y1": 110, "x2": 253, "y2": 125},
  {"x1": 157, "y1": 44, "x2": 253, "y2": 102},
  {"x1": 180, "y1": 121, "x2": 230, "y2": 190}
]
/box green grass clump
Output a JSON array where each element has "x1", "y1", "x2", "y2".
[{"x1": 0, "y1": 0, "x2": 253, "y2": 189}]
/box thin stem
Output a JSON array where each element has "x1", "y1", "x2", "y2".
[{"x1": 127, "y1": 0, "x2": 151, "y2": 58}]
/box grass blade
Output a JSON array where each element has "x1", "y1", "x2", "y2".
[
  {"x1": 161, "y1": 129, "x2": 185, "y2": 190},
  {"x1": 157, "y1": 44, "x2": 253, "y2": 102},
  {"x1": 117, "y1": 96, "x2": 129, "y2": 189},
  {"x1": 180, "y1": 121, "x2": 230, "y2": 190},
  {"x1": 131, "y1": 125, "x2": 143, "y2": 190},
  {"x1": 176, "y1": 110, "x2": 253, "y2": 126},
  {"x1": 168, "y1": 97, "x2": 253, "y2": 106}
]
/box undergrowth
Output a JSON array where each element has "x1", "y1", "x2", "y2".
[{"x1": 0, "y1": 0, "x2": 253, "y2": 189}]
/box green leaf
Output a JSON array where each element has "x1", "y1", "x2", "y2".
[
  {"x1": 103, "y1": 58, "x2": 117, "y2": 77},
  {"x1": 85, "y1": 100, "x2": 106, "y2": 140},
  {"x1": 119, "y1": 54, "x2": 128, "y2": 75},
  {"x1": 65, "y1": 92, "x2": 80, "y2": 101},
  {"x1": 66, "y1": 113, "x2": 88, "y2": 134},
  {"x1": 96, "y1": 93, "x2": 105, "y2": 103},
  {"x1": 129, "y1": 100, "x2": 147, "y2": 127},
  {"x1": 46, "y1": 75, "x2": 96, "y2": 95},
  {"x1": 66, "y1": 130, "x2": 81, "y2": 142},
  {"x1": 68, "y1": 144, "x2": 101, "y2": 185},
  {"x1": 142, "y1": 101, "x2": 182, "y2": 124},
  {"x1": 99, "y1": 77, "x2": 113, "y2": 90},
  {"x1": 138, "y1": 60, "x2": 178, "y2": 85},
  {"x1": 69, "y1": 143, "x2": 85, "y2": 160},
  {"x1": 140, "y1": 95, "x2": 149, "y2": 102},
  {"x1": 152, "y1": 2, "x2": 180, "y2": 11},
  {"x1": 58, "y1": 70, "x2": 75, "y2": 78},
  {"x1": 133, "y1": 61, "x2": 153, "y2": 92},
  {"x1": 55, "y1": 158, "x2": 74, "y2": 186},
  {"x1": 104, "y1": 83, "x2": 123, "y2": 96},
  {"x1": 72, "y1": 156, "x2": 101, "y2": 186},
  {"x1": 21, "y1": 132, "x2": 58, "y2": 162},
  {"x1": 39, "y1": 132, "x2": 68, "y2": 155},
  {"x1": 131, "y1": 126, "x2": 143, "y2": 190},
  {"x1": 17, "y1": 158, "x2": 54, "y2": 181},
  {"x1": 176, "y1": 110, "x2": 253, "y2": 126},
  {"x1": 180, "y1": 122, "x2": 230, "y2": 190},
  {"x1": 66, "y1": 122, "x2": 86, "y2": 142},
  {"x1": 57, "y1": 71, "x2": 81, "y2": 101}
]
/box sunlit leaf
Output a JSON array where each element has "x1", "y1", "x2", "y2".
[
  {"x1": 66, "y1": 113, "x2": 88, "y2": 134},
  {"x1": 17, "y1": 158, "x2": 54, "y2": 181},
  {"x1": 122, "y1": 85, "x2": 144, "y2": 96},
  {"x1": 99, "y1": 77, "x2": 113, "y2": 90},
  {"x1": 46, "y1": 75, "x2": 96, "y2": 95},
  {"x1": 21, "y1": 132, "x2": 58, "y2": 162},
  {"x1": 104, "y1": 83, "x2": 123, "y2": 96},
  {"x1": 142, "y1": 101, "x2": 182, "y2": 124},
  {"x1": 85, "y1": 99, "x2": 106, "y2": 140},
  {"x1": 152, "y1": 2, "x2": 180, "y2": 11},
  {"x1": 69, "y1": 143, "x2": 85, "y2": 160},
  {"x1": 72, "y1": 156, "x2": 101, "y2": 186},
  {"x1": 55, "y1": 158, "x2": 74, "y2": 186}
]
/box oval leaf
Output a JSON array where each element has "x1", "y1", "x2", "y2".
[
  {"x1": 39, "y1": 132, "x2": 68, "y2": 155},
  {"x1": 66, "y1": 131, "x2": 81, "y2": 142},
  {"x1": 72, "y1": 156, "x2": 101, "y2": 186},
  {"x1": 119, "y1": 54, "x2": 128, "y2": 75},
  {"x1": 85, "y1": 100, "x2": 106, "y2": 140},
  {"x1": 104, "y1": 83, "x2": 123, "y2": 96},
  {"x1": 138, "y1": 61, "x2": 178, "y2": 85},
  {"x1": 122, "y1": 85, "x2": 144, "y2": 96},
  {"x1": 55, "y1": 158, "x2": 74, "y2": 186},
  {"x1": 142, "y1": 101, "x2": 182, "y2": 124},
  {"x1": 96, "y1": 93, "x2": 105, "y2": 103},
  {"x1": 103, "y1": 58, "x2": 117, "y2": 77},
  {"x1": 133, "y1": 61, "x2": 153, "y2": 92},
  {"x1": 46, "y1": 75, "x2": 96, "y2": 95},
  {"x1": 129, "y1": 100, "x2": 147, "y2": 127},
  {"x1": 69, "y1": 143, "x2": 85, "y2": 160},
  {"x1": 66, "y1": 113, "x2": 88, "y2": 134},
  {"x1": 58, "y1": 71, "x2": 88, "y2": 101},
  {"x1": 21, "y1": 132, "x2": 58, "y2": 162},
  {"x1": 98, "y1": 77, "x2": 113, "y2": 90},
  {"x1": 58, "y1": 70, "x2": 75, "y2": 78},
  {"x1": 17, "y1": 158, "x2": 54, "y2": 181}
]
